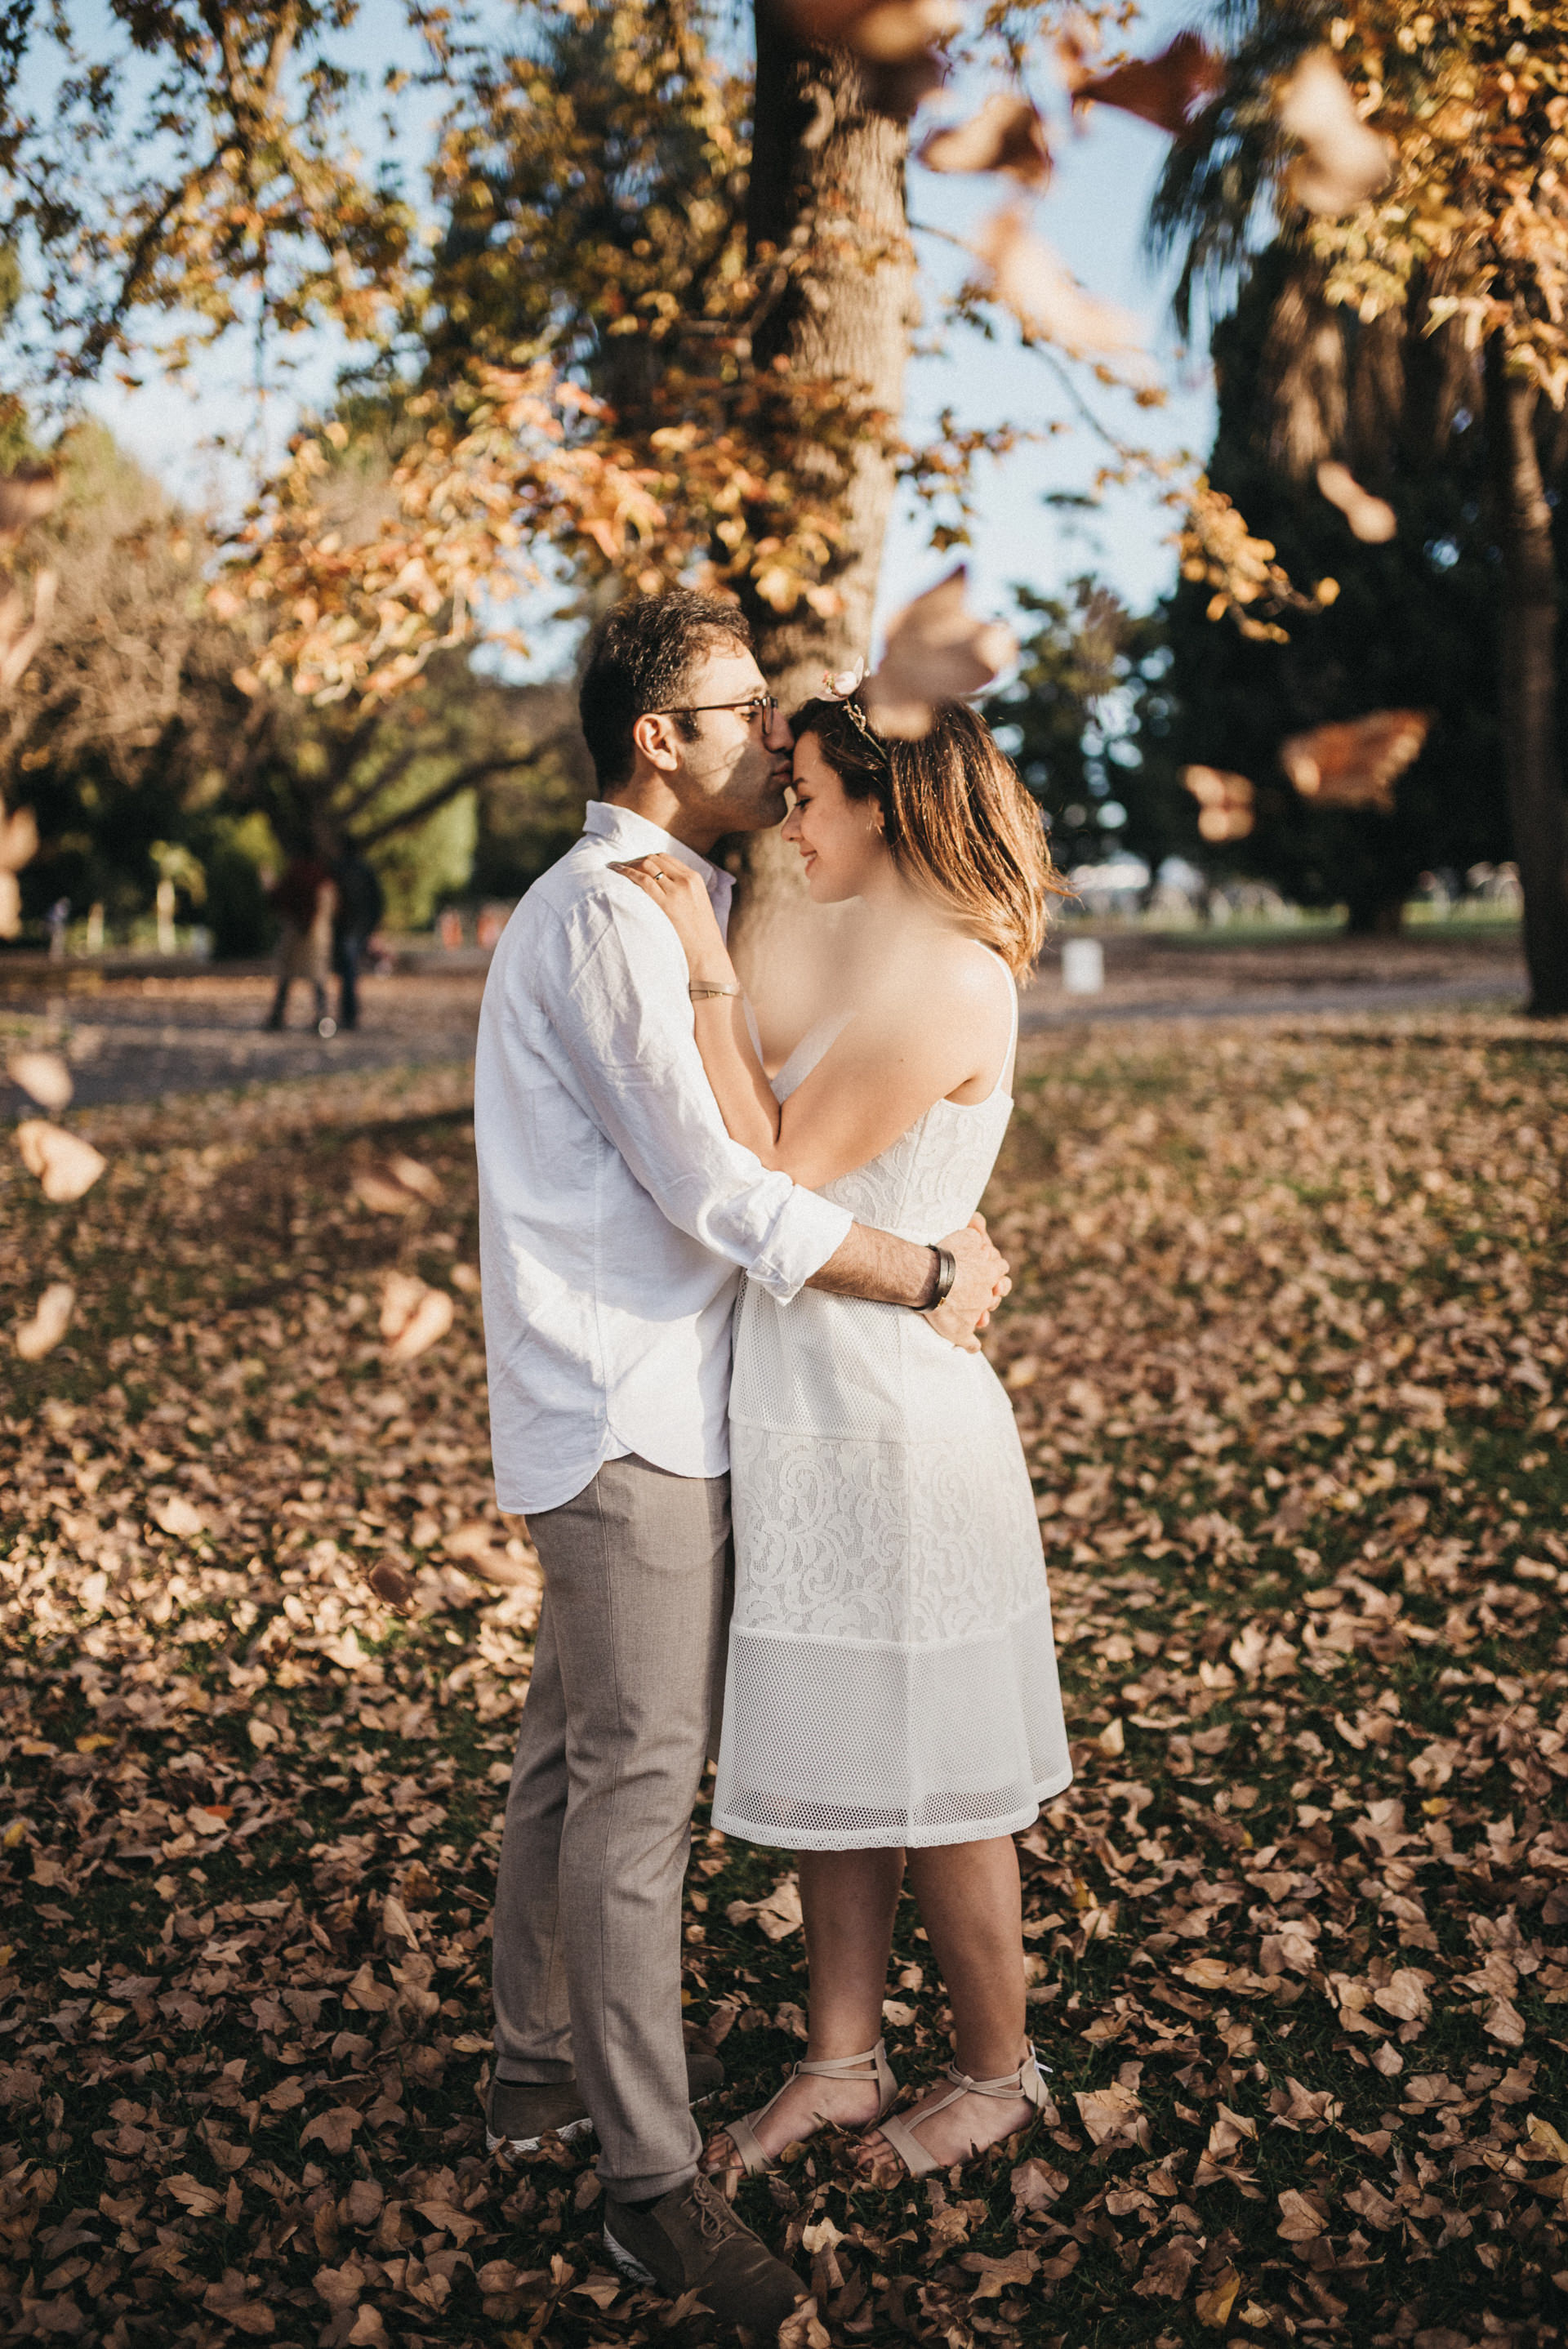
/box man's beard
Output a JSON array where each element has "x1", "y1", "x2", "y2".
[{"x1": 717, "y1": 757, "x2": 790, "y2": 832}]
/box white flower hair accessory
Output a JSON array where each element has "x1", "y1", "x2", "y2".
[{"x1": 821, "y1": 656, "x2": 866, "y2": 699}]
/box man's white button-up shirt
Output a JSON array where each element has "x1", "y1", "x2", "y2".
[{"x1": 475, "y1": 800, "x2": 854, "y2": 1515}]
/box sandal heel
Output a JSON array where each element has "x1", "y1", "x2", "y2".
[
  {"x1": 703, "y1": 2037, "x2": 898, "y2": 2180},
  {"x1": 864, "y1": 2039, "x2": 1049, "y2": 2182}
]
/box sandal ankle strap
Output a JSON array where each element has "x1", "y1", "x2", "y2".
[
  {"x1": 870, "y1": 2041, "x2": 1048, "y2": 2182},
  {"x1": 798, "y1": 2038, "x2": 888, "y2": 2081},
  {"x1": 942, "y1": 2040, "x2": 1049, "y2": 2105},
  {"x1": 708, "y1": 2038, "x2": 898, "y2": 2182}
]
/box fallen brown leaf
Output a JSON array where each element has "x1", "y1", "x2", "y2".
[
  {"x1": 726, "y1": 1874, "x2": 805, "y2": 1941},
  {"x1": 1073, "y1": 2080, "x2": 1152, "y2": 2151},
  {"x1": 387, "y1": 1152, "x2": 443, "y2": 1201},
  {"x1": 364, "y1": 1557, "x2": 420, "y2": 1613},
  {"x1": 1276, "y1": 2186, "x2": 1330, "y2": 2240},
  {"x1": 301, "y1": 2106, "x2": 363, "y2": 2154},
  {"x1": 1196, "y1": 2262, "x2": 1241, "y2": 2327}
]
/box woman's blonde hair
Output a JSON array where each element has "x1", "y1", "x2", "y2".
[{"x1": 791, "y1": 694, "x2": 1067, "y2": 978}]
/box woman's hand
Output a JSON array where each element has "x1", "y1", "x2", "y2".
[{"x1": 609, "y1": 854, "x2": 733, "y2": 983}]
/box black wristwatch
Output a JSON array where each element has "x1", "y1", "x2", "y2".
[{"x1": 920, "y1": 1245, "x2": 957, "y2": 1311}]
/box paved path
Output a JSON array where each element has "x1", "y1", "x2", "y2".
[
  {"x1": 2, "y1": 971, "x2": 487, "y2": 1109},
  {"x1": 1018, "y1": 969, "x2": 1529, "y2": 1034}
]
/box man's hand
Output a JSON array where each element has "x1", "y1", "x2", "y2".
[{"x1": 925, "y1": 1211, "x2": 1009, "y2": 1353}]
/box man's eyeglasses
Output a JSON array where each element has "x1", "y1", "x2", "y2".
[{"x1": 650, "y1": 695, "x2": 780, "y2": 727}]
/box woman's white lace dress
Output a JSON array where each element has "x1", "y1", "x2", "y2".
[{"x1": 711, "y1": 968, "x2": 1071, "y2": 1851}]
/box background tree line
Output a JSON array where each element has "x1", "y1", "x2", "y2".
[{"x1": 0, "y1": 3, "x2": 1560, "y2": 991}]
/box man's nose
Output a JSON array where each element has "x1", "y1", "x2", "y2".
[{"x1": 765, "y1": 706, "x2": 793, "y2": 751}]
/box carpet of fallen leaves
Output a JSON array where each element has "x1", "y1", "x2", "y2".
[{"x1": 2, "y1": 1018, "x2": 1566, "y2": 2349}]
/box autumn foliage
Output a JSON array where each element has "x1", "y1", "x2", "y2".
[{"x1": 3, "y1": 1020, "x2": 1565, "y2": 2346}]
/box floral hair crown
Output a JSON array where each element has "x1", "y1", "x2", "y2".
[{"x1": 818, "y1": 657, "x2": 890, "y2": 763}]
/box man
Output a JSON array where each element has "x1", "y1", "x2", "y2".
[
  {"x1": 475, "y1": 592, "x2": 1008, "y2": 2335},
  {"x1": 330, "y1": 845, "x2": 385, "y2": 1032}
]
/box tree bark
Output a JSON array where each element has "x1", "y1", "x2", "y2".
[
  {"x1": 1486, "y1": 342, "x2": 1568, "y2": 1014},
  {"x1": 731, "y1": 2, "x2": 915, "y2": 1010}
]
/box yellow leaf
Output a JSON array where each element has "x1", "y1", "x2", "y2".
[
  {"x1": 1196, "y1": 2263, "x2": 1241, "y2": 2328},
  {"x1": 1526, "y1": 2114, "x2": 1568, "y2": 2164}
]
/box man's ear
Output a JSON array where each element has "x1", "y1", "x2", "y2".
[{"x1": 632, "y1": 711, "x2": 682, "y2": 772}]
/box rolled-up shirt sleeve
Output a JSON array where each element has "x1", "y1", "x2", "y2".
[{"x1": 542, "y1": 883, "x2": 853, "y2": 1302}]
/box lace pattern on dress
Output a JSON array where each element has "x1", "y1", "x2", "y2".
[{"x1": 714, "y1": 954, "x2": 1072, "y2": 1850}]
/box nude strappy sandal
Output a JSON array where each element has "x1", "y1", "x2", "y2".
[
  {"x1": 704, "y1": 2039, "x2": 899, "y2": 2180},
  {"x1": 862, "y1": 2040, "x2": 1050, "y2": 2182}
]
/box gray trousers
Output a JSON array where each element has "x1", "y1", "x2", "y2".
[{"x1": 491, "y1": 1454, "x2": 731, "y2": 2200}]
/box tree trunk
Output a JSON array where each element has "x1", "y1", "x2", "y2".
[
  {"x1": 1343, "y1": 892, "x2": 1406, "y2": 938},
  {"x1": 1486, "y1": 342, "x2": 1568, "y2": 1014},
  {"x1": 731, "y1": 2, "x2": 915, "y2": 1018}
]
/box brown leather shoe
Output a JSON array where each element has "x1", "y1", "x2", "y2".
[
  {"x1": 487, "y1": 2048, "x2": 725, "y2": 2155},
  {"x1": 603, "y1": 2171, "x2": 803, "y2": 2336}
]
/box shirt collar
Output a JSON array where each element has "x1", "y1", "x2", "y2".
[{"x1": 583, "y1": 800, "x2": 734, "y2": 920}]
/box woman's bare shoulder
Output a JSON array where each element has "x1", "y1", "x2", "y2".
[
  {"x1": 866, "y1": 929, "x2": 1008, "y2": 1013},
  {"x1": 849, "y1": 935, "x2": 1009, "y2": 1068}
]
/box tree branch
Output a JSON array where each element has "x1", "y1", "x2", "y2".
[
  {"x1": 331, "y1": 733, "x2": 429, "y2": 827},
  {"x1": 350, "y1": 751, "x2": 541, "y2": 851}
]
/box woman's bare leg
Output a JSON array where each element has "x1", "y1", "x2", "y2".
[
  {"x1": 704, "y1": 1847, "x2": 902, "y2": 2170},
  {"x1": 857, "y1": 1836, "x2": 1033, "y2": 2175}
]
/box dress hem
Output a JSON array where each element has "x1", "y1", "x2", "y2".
[
  {"x1": 723, "y1": 1610, "x2": 1053, "y2": 1656},
  {"x1": 710, "y1": 1764, "x2": 1074, "y2": 1853}
]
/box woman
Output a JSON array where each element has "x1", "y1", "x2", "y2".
[
  {"x1": 612, "y1": 689, "x2": 1071, "y2": 2183},
  {"x1": 264, "y1": 854, "x2": 337, "y2": 1037}
]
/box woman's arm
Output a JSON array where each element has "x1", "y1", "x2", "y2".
[
  {"x1": 609, "y1": 857, "x2": 783, "y2": 1156},
  {"x1": 611, "y1": 854, "x2": 1006, "y2": 1192}
]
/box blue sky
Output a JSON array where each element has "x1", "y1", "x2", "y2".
[
  {"x1": 880, "y1": 0, "x2": 1218, "y2": 628},
  {"x1": 72, "y1": 1, "x2": 1218, "y2": 654}
]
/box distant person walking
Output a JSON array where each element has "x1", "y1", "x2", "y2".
[
  {"x1": 264, "y1": 856, "x2": 337, "y2": 1036},
  {"x1": 331, "y1": 848, "x2": 385, "y2": 1032}
]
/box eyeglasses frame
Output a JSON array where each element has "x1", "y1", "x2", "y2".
[{"x1": 647, "y1": 694, "x2": 781, "y2": 727}]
